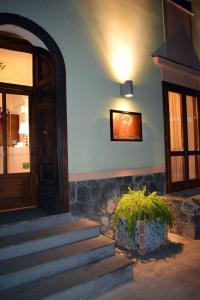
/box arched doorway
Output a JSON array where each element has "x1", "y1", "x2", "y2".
[{"x1": 0, "y1": 13, "x2": 69, "y2": 213}]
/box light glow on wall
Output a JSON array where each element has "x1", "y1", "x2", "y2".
[
  {"x1": 76, "y1": 0, "x2": 154, "y2": 84},
  {"x1": 114, "y1": 98, "x2": 133, "y2": 112},
  {"x1": 109, "y1": 44, "x2": 134, "y2": 82},
  {"x1": 109, "y1": 97, "x2": 140, "y2": 113}
]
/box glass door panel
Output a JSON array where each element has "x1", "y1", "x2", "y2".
[
  {"x1": 0, "y1": 93, "x2": 2, "y2": 174},
  {"x1": 6, "y1": 94, "x2": 30, "y2": 174},
  {"x1": 189, "y1": 155, "x2": 200, "y2": 180},
  {"x1": 163, "y1": 82, "x2": 200, "y2": 192},
  {"x1": 171, "y1": 156, "x2": 184, "y2": 182},
  {"x1": 186, "y1": 96, "x2": 199, "y2": 151},
  {"x1": 168, "y1": 91, "x2": 183, "y2": 151}
]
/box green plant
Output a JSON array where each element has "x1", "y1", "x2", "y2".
[{"x1": 113, "y1": 187, "x2": 173, "y2": 238}]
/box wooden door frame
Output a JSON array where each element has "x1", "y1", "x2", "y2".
[
  {"x1": 0, "y1": 13, "x2": 69, "y2": 213},
  {"x1": 162, "y1": 81, "x2": 200, "y2": 193}
]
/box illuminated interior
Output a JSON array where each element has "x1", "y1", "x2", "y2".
[
  {"x1": 187, "y1": 95, "x2": 200, "y2": 180},
  {"x1": 8, "y1": 94, "x2": 30, "y2": 173},
  {"x1": 0, "y1": 93, "x2": 2, "y2": 174},
  {"x1": 169, "y1": 91, "x2": 200, "y2": 182},
  {"x1": 0, "y1": 46, "x2": 32, "y2": 174},
  {"x1": 186, "y1": 96, "x2": 199, "y2": 152},
  {"x1": 169, "y1": 91, "x2": 184, "y2": 182},
  {"x1": 0, "y1": 48, "x2": 33, "y2": 86},
  {"x1": 0, "y1": 94, "x2": 30, "y2": 174},
  {"x1": 169, "y1": 91, "x2": 183, "y2": 152}
]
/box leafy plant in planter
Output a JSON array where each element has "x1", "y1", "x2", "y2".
[{"x1": 113, "y1": 187, "x2": 174, "y2": 254}]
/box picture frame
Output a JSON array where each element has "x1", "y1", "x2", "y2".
[{"x1": 110, "y1": 109, "x2": 142, "y2": 141}]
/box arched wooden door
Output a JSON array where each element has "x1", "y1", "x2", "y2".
[{"x1": 0, "y1": 21, "x2": 69, "y2": 213}]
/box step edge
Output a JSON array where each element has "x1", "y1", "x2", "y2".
[
  {"x1": 0, "y1": 227, "x2": 100, "y2": 261},
  {"x1": 0, "y1": 219, "x2": 101, "y2": 248},
  {"x1": 0, "y1": 244, "x2": 116, "y2": 291},
  {"x1": 47, "y1": 265, "x2": 133, "y2": 300},
  {"x1": 55, "y1": 255, "x2": 133, "y2": 290},
  {"x1": 0, "y1": 213, "x2": 72, "y2": 228},
  {"x1": 0, "y1": 236, "x2": 115, "y2": 276},
  {"x1": 1, "y1": 256, "x2": 133, "y2": 299},
  {"x1": 80, "y1": 265, "x2": 133, "y2": 300}
]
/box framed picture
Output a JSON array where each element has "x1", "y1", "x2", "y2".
[{"x1": 110, "y1": 110, "x2": 142, "y2": 141}]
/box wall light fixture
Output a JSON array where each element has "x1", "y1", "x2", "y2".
[{"x1": 120, "y1": 80, "x2": 133, "y2": 98}]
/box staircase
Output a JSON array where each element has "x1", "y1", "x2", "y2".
[{"x1": 0, "y1": 213, "x2": 133, "y2": 299}]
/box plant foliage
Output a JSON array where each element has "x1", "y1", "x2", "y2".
[{"x1": 113, "y1": 187, "x2": 173, "y2": 237}]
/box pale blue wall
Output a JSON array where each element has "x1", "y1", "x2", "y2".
[{"x1": 0, "y1": 0, "x2": 166, "y2": 173}]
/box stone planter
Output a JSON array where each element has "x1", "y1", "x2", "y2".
[{"x1": 118, "y1": 219, "x2": 168, "y2": 255}]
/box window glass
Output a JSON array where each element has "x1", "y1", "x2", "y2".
[
  {"x1": 189, "y1": 156, "x2": 200, "y2": 180},
  {"x1": 171, "y1": 156, "x2": 184, "y2": 182},
  {"x1": 168, "y1": 92, "x2": 183, "y2": 151},
  {"x1": 0, "y1": 93, "x2": 2, "y2": 174},
  {"x1": 186, "y1": 95, "x2": 199, "y2": 151},
  {"x1": 0, "y1": 48, "x2": 33, "y2": 86},
  {"x1": 6, "y1": 94, "x2": 30, "y2": 173}
]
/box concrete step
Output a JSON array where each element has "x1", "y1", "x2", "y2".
[
  {"x1": 1, "y1": 254, "x2": 133, "y2": 300},
  {"x1": 0, "y1": 235, "x2": 115, "y2": 291},
  {"x1": 0, "y1": 212, "x2": 72, "y2": 237},
  {"x1": 0, "y1": 218, "x2": 100, "y2": 261}
]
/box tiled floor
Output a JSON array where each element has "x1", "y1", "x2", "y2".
[{"x1": 96, "y1": 233, "x2": 200, "y2": 300}]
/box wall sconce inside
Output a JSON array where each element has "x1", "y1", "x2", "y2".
[{"x1": 120, "y1": 80, "x2": 133, "y2": 98}]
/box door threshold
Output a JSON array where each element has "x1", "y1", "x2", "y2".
[
  {"x1": 0, "y1": 205, "x2": 37, "y2": 213},
  {"x1": 171, "y1": 187, "x2": 200, "y2": 197},
  {"x1": 0, "y1": 207, "x2": 49, "y2": 225}
]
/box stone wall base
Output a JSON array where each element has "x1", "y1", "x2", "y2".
[
  {"x1": 69, "y1": 172, "x2": 166, "y2": 252},
  {"x1": 69, "y1": 172, "x2": 166, "y2": 217}
]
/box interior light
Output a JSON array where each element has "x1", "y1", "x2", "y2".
[{"x1": 19, "y1": 122, "x2": 29, "y2": 135}]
